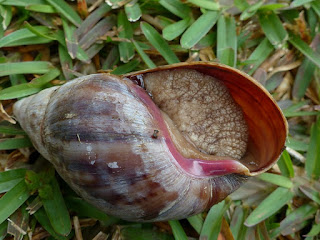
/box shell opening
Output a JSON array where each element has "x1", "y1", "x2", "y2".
[
  {"x1": 126, "y1": 63, "x2": 288, "y2": 176},
  {"x1": 139, "y1": 69, "x2": 252, "y2": 174}
]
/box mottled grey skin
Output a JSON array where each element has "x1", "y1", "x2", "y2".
[{"x1": 13, "y1": 74, "x2": 247, "y2": 222}]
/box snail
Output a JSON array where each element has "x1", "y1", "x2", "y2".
[{"x1": 13, "y1": 62, "x2": 287, "y2": 222}]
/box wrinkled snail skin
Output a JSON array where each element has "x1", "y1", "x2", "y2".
[{"x1": 13, "y1": 62, "x2": 288, "y2": 222}]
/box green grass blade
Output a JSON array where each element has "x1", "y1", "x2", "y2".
[
  {"x1": 0, "y1": 26, "x2": 52, "y2": 47},
  {"x1": 86, "y1": 43, "x2": 106, "y2": 60},
  {"x1": 305, "y1": 117, "x2": 320, "y2": 180},
  {"x1": 60, "y1": 18, "x2": 89, "y2": 63},
  {"x1": 187, "y1": 214, "x2": 203, "y2": 234},
  {"x1": 168, "y1": 220, "x2": 188, "y2": 240},
  {"x1": 106, "y1": 0, "x2": 132, "y2": 9},
  {"x1": 132, "y1": 40, "x2": 156, "y2": 69},
  {"x1": 291, "y1": 0, "x2": 313, "y2": 7},
  {"x1": 187, "y1": 0, "x2": 220, "y2": 10},
  {"x1": 33, "y1": 207, "x2": 70, "y2": 240},
  {"x1": 230, "y1": 206, "x2": 249, "y2": 239},
  {"x1": 299, "y1": 185, "x2": 320, "y2": 205},
  {"x1": 61, "y1": 17, "x2": 78, "y2": 59},
  {"x1": 25, "y1": 4, "x2": 57, "y2": 13},
  {"x1": 0, "y1": 169, "x2": 26, "y2": 183},
  {"x1": 0, "y1": 86, "x2": 41, "y2": 100},
  {"x1": 41, "y1": 178, "x2": 72, "y2": 236},
  {"x1": 307, "y1": 8, "x2": 317, "y2": 37},
  {"x1": 111, "y1": 59, "x2": 140, "y2": 75},
  {"x1": 194, "y1": 32, "x2": 216, "y2": 49},
  {"x1": 0, "y1": 68, "x2": 60, "y2": 100},
  {"x1": 257, "y1": 173, "x2": 293, "y2": 188},
  {"x1": 305, "y1": 222, "x2": 320, "y2": 238},
  {"x1": 200, "y1": 200, "x2": 229, "y2": 239},
  {"x1": 283, "y1": 101, "x2": 320, "y2": 117},
  {"x1": 0, "y1": 125, "x2": 26, "y2": 135},
  {"x1": 292, "y1": 57, "x2": 316, "y2": 99},
  {"x1": 245, "y1": 187, "x2": 294, "y2": 227},
  {"x1": 234, "y1": 0, "x2": 249, "y2": 10},
  {"x1": 0, "y1": 179, "x2": 23, "y2": 194},
  {"x1": 0, "y1": 137, "x2": 33, "y2": 150},
  {"x1": 283, "y1": 100, "x2": 309, "y2": 112},
  {"x1": 159, "y1": 0, "x2": 191, "y2": 19},
  {"x1": 284, "y1": 111, "x2": 320, "y2": 117},
  {"x1": 245, "y1": 38, "x2": 274, "y2": 75},
  {"x1": 102, "y1": 45, "x2": 119, "y2": 70},
  {"x1": 0, "y1": 36, "x2": 51, "y2": 47},
  {"x1": 141, "y1": 22, "x2": 180, "y2": 64},
  {"x1": 288, "y1": 31, "x2": 320, "y2": 68},
  {"x1": 277, "y1": 150, "x2": 294, "y2": 178},
  {"x1": 217, "y1": 15, "x2": 237, "y2": 67},
  {"x1": 311, "y1": 1, "x2": 320, "y2": 18},
  {"x1": 9, "y1": 74, "x2": 27, "y2": 86},
  {"x1": 0, "y1": 0, "x2": 46, "y2": 7},
  {"x1": 125, "y1": 1, "x2": 141, "y2": 22},
  {"x1": 0, "y1": 61, "x2": 54, "y2": 77},
  {"x1": 45, "y1": 0, "x2": 82, "y2": 27},
  {"x1": 0, "y1": 179, "x2": 30, "y2": 225},
  {"x1": 23, "y1": 22, "x2": 56, "y2": 40},
  {"x1": 0, "y1": 5, "x2": 12, "y2": 30},
  {"x1": 163, "y1": 18, "x2": 191, "y2": 41},
  {"x1": 157, "y1": 16, "x2": 175, "y2": 28},
  {"x1": 258, "y1": 10, "x2": 288, "y2": 48},
  {"x1": 58, "y1": 44, "x2": 73, "y2": 80},
  {"x1": 180, "y1": 10, "x2": 219, "y2": 49},
  {"x1": 240, "y1": 0, "x2": 264, "y2": 20},
  {"x1": 278, "y1": 204, "x2": 317, "y2": 235},
  {"x1": 75, "y1": 3, "x2": 111, "y2": 39},
  {"x1": 259, "y1": 3, "x2": 287, "y2": 11},
  {"x1": 79, "y1": 16, "x2": 115, "y2": 51},
  {"x1": 121, "y1": 226, "x2": 174, "y2": 240},
  {"x1": 65, "y1": 196, "x2": 119, "y2": 224},
  {"x1": 0, "y1": 169, "x2": 26, "y2": 194},
  {"x1": 282, "y1": 100, "x2": 320, "y2": 117},
  {"x1": 74, "y1": 45, "x2": 89, "y2": 64},
  {"x1": 118, "y1": 11, "x2": 135, "y2": 63},
  {"x1": 286, "y1": 137, "x2": 308, "y2": 152}
]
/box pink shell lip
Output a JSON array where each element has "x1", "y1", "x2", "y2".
[
  {"x1": 124, "y1": 61, "x2": 288, "y2": 177},
  {"x1": 127, "y1": 76, "x2": 251, "y2": 177}
]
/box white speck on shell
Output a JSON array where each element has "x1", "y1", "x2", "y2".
[
  {"x1": 86, "y1": 145, "x2": 93, "y2": 152},
  {"x1": 86, "y1": 145, "x2": 93, "y2": 160},
  {"x1": 65, "y1": 113, "x2": 77, "y2": 119},
  {"x1": 108, "y1": 162, "x2": 119, "y2": 168}
]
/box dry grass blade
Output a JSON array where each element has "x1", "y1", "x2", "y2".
[
  {"x1": 92, "y1": 231, "x2": 108, "y2": 240},
  {"x1": 73, "y1": 216, "x2": 83, "y2": 240}
]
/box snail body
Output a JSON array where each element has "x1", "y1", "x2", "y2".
[{"x1": 13, "y1": 62, "x2": 287, "y2": 222}]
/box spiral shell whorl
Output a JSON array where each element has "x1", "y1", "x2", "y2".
[{"x1": 13, "y1": 86, "x2": 59, "y2": 160}]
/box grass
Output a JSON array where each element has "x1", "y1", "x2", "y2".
[{"x1": 0, "y1": 0, "x2": 320, "y2": 239}]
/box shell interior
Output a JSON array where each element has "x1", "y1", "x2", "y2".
[{"x1": 125, "y1": 62, "x2": 288, "y2": 175}]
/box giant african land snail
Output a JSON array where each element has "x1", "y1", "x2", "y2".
[{"x1": 13, "y1": 62, "x2": 287, "y2": 222}]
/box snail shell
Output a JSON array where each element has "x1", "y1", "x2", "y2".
[{"x1": 13, "y1": 62, "x2": 287, "y2": 222}]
